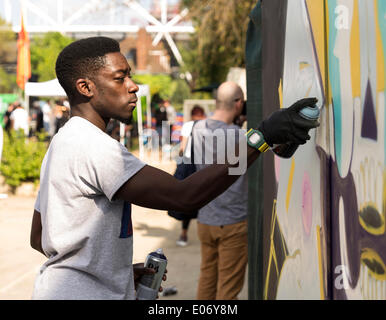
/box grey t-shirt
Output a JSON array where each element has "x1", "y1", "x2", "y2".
[
  {"x1": 192, "y1": 119, "x2": 248, "y2": 226},
  {"x1": 32, "y1": 116, "x2": 146, "y2": 300}
]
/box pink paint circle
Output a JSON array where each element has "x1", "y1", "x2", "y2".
[{"x1": 302, "y1": 172, "x2": 313, "y2": 236}]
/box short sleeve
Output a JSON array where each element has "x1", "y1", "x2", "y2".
[
  {"x1": 77, "y1": 137, "x2": 146, "y2": 202},
  {"x1": 181, "y1": 121, "x2": 194, "y2": 137}
]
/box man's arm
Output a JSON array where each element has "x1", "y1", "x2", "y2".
[
  {"x1": 178, "y1": 135, "x2": 188, "y2": 156},
  {"x1": 30, "y1": 210, "x2": 45, "y2": 256},
  {"x1": 114, "y1": 146, "x2": 260, "y2": 212},
  {"x1": 115, "y1": 97, "x2": 319, "y2": 212}
]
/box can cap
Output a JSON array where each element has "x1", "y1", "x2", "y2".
[
  {"x1": 299, "y1": 105, "x2": 320, "y2": 120},
  {"x1": 150, "y1": 248, "x2": 167, "y2": 260}
]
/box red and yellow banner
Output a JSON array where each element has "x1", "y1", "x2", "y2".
[{"x1": 16, "y1": 14, "x2": 31, "y2": 90}]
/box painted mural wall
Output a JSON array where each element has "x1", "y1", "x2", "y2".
[{"x1": 259, "y1": 0, "x2": 386, "y2": 300}]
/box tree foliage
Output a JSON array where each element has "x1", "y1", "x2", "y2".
[
  {"x1": 0, "y1": 16, "x2": 17, "y2": 93},
  {"x1": 30, "y1": 32, "x2": 73, "y2": 81},
  {"x1": 181, "y1": 0, "x2": 257, "y2": 88},
  {"x1": 132, "y1": 74, "x2": 192, "y2": 111},
  {"x1": 0, "y1": 130, "x2": 48, "y2": 190}
]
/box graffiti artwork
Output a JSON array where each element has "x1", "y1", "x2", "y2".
[{"x1": 256, "y1": 0, "x2": 386, "y2": 300}]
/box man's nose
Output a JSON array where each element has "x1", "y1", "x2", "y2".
[{"x1": 127, "y1": 79, "x2": 139, "y2": 93}]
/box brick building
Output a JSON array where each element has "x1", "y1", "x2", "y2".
[{"x1": 120, "y1": 28, "x2": 172, "y2": 74}]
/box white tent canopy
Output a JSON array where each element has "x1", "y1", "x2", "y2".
[
  {"x1": 25, "y1": 79, "x2": 67, "y2": 97},
  {"x1": 24, "y1": 79, "x2": 151, "y2": 158},
  {"x1": 25, "y1": 78, "x2": 150, "y2": 98}
]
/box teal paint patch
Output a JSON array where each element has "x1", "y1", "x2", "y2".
[
  {"x1": 328, "y1": 0, "x2": 343, "y2": 175},
  {"x1": 377, "y1": 0, "x2": 386, "y2": 165}
]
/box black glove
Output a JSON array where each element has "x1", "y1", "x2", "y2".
[{"x1": 258, "y1": 97, "x2": 320, "y2": 146}]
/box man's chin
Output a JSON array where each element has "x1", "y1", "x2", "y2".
[
  {"x1": 122, "y1": 117, "x2": 132, "y2": 125},
  {"x1": 114, "y1": 114, "x2": 132, "y2": 125}
]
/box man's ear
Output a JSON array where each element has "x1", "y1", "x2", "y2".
[
  {"x1": 234, "y1": 100, "x2": 242, "y2": 115},
  {"x1": 75, "y1": 78, "x2": 95, "y2": 98}
]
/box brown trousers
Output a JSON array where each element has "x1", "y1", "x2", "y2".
[{"x1": 196, "y1": 220, "x2": 248, "y2": 300}]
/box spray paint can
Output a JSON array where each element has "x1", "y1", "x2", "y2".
[
  {"x1": 272, "y1": 104, "x2": 320, "y2": 158},
  {"x1": 136, "y1": 248, "x2": 167, "y2": 300}
]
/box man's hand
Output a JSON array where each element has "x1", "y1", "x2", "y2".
[
  {"x1": 258, "y1": 97, "x2": 320, "y2": 146},
  {"x1": 133, "y1": 263, "x2": 167, "y2": 297}
]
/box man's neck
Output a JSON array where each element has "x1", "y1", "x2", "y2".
[
  {"x1": 210, "y1": 109, "x2": 234, "y2": 125},
  {"x1": 70, "y1": 103, "x2": 109, "y2": 131}
]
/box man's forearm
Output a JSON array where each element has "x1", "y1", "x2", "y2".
[
  {"x1": 181, "y1": 146, "x2": 260, "y2": 210},
  {"x1": 114, "y1": 147, "x2": 260, "y2": 212}
]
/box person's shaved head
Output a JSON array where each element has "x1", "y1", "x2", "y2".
[{"x1": 216, "y1": 81, "x2": 244, "y2": 110}]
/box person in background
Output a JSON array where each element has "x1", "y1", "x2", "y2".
[
  {"x1": 3, "y1": 103, "x2": 16, "y2": 134},
  {"x1": 10, "y1": 102, "x2": 29, "y2": 136},
  {"x1": 176, "y1": 105, "x2": 206, "y2": 247},
  {"x1": 106, "y1": 119, "x2": 121, "y2": 142},
  {"x1": 54, "y1": 101, "x2": 70, "y2": 134},
  {"x1": 233, "y1": 100, "x2": 247, "y2": 129},
  {"x1": 154, "y1": 100, "x2": 168, "y2": 147},
  {"x1": 164, "y1": 99, "x2": 176, "y2": 144},
  {"x1": 192, "y1": 82, "x2": 248, "y2": 300},
  {"x1": 40, "y1": 100, "x2": 52, "y2": 136},
  {"x1": 31, "y1": 101, "x2": 44, "y2": 135}
]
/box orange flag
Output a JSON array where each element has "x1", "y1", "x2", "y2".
[{"x1": 16, "y1": 14, "x2": 31, "y2": 90}]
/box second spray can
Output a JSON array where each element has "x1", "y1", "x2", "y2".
[{"x1": 136, "y1": 248, "x2": 167, "y2": 300}]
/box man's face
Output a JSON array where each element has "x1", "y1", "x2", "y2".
[{"x1": 92, "y1": 52, "x2": 139, "y2": 124}]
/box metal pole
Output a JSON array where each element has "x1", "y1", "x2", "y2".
[{"x1": 137, "y1": 97, "x2": 144, "y2": 159}]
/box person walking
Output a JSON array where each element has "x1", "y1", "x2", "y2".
[{"x1": 176, "y1": 105, "x2": 206, "y2": 247}]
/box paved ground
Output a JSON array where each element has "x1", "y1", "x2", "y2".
[{"x1": 0, "y1": 157, "x2": 247, "y2": 300}]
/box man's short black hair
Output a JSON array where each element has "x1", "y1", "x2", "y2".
[{"x1": 55, "y1": 36, "x2": 120, "y2": 101}]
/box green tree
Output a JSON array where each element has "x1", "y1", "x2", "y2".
[
  {"x1": 0, "y1": 130, "x2": 48, "y2": 190},
  {"x1": 133, "y1": 73, "x2": 174, "y2": 101},
  {"x1": 181, "y1": 0, "x2": 256, "y2": 87},
  {"x1": 0, "y1": 16, "x2": 17, "y2": 93},
  {"x1": 132, "y1": 74, "x2": 192, "y2": 111},
  {"x1": 0, "y1": 67, "x2": 16, "y2": 93},
  {"x1": 30, "y1": 32, "x2": 73, "y2": 81}
]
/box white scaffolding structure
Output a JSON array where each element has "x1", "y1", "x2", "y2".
[{"x1": 1, "y1": 0, "x2": 194, "y2": 77}]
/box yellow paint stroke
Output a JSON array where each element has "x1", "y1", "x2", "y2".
[
  {"x1": 287, "y1": 249, "x2": 301, "y2": 260},
  {"x1": 325, "y1": 0, "x2": 333, "y2": 106},
  {"x1": 264, "y1": 199, "x2": 278, "y2": 299},
  {"x1": 264, "y1": 199, "x2": 290, "y2": 300},
  {"x1": 285, "y1": 158, "x2": 295, "y2": 213},
  {"x1": 358, "y1": 201, "x2": 385, "y2": 235},
  {"x1": 360, "y1": 248, "x2": 386, "y2": 281},
  {"x1": 316, "y1": 226, "x2": 325, "y2": 300},
  {"x1": 374, "y1": 0, "x2": 385, "y2": 97},
  {"x1": 299, "y1": 62, "x2": 310, "y2": 70},
  {"x1": 350, "y1": 0, "x2": 361, "y2": 98},
  {"x1": 278, "y1": 78, "x2": 283, "y2": 109},
  {"x1": 383, "y1": 171, "x2": 386, "y2": 235},
  {"x1": 299, "y1": 62, "x2": 313, "y2": 97}
]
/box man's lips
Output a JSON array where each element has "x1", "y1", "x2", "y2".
[{"x1": 128, "y1": 99, "x2": 137, "y2": 107}]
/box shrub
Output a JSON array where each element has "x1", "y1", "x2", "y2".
[{"x1": 0, "y1": 130, "x2": 47, "y2": 190}]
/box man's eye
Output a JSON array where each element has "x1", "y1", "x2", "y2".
[{"x1": 115, "y1": 77, "x2": 125, "y2": 82}]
